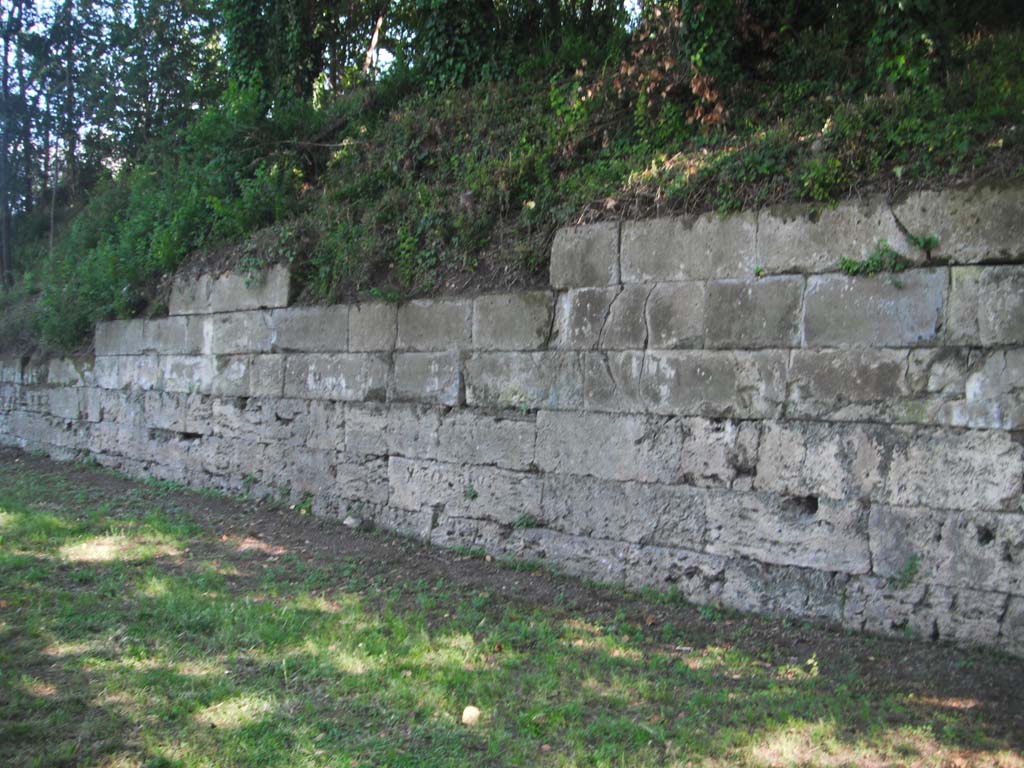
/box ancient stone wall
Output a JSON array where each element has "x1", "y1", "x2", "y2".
[{"x1": 3, "y1": 183, "x2": 1023, "y2": 654}]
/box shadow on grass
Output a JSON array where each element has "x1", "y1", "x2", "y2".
[{"x1": 0, "y1": 451, "x2": 1021, "y2": 767}]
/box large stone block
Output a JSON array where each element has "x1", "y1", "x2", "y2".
[
  {"x1": 803, "y1": 269, "x2": 946, "y2": 347},
  {"x1": 706, "y1": 493, "x2": 870, "y2": 573},
  {"x1": 0, "y1": 356, "x2": 22, "y2": 383},
  {"x1": 343, "y1": 403, "x2": 442, "y2": 460},
  {"x1": 537, "y1": 410, "x2": 681, "y2": 483},
  {"x1": 305, "y1": 401, "x2": 344, "y2": 450},
  {"x1": 553, "y1": 287, "x2": 618, "y2": 349},
  {"x1": 397, "y1": 299, "x2": 472, "y2": 351},
  {"x1": 169, "y1": 266, "x2": 291, "y2": 315},
  {"x1": 705, "y1": 276, "x2": 803, "y2": 349},
  {"x1": 946, "y1": 265, "x2": 1024, "y2": 346},
  {"x1": 977, "y1": 266, "x2": 1024, "y2": 346},
  {"x1": 641, "y1": 350, "x2": 788, "y2": 419},
  {"x1": 209, "y1": 311, "x2": 274, "y2": 354},
  {"x1": 892, "y1": 184, "x2": 1024, "y2": 264},
  {"x1": 464, "y1": 352, "x2": 583, "y2": 411},
  {"x1": 271, "y1": 306, "x2": 348, "y2": 352},
  {"x1": 721, "y1": 560, "x2": 848, "y2": 623},
  {"x1": 284, "y1": 353, "x2": 389, "y2": 401},
  {"x1": 388, "y1": 456, "x2": 541, "y2": 526},
  {"x1": 118, "y1": 355, "x2": 162, "y2": 391},
  {"x1": 539, "y1": 473, "x2": 706, "y2": 547},
  {"x1": 140, "y1": 317, "x2": 205, "y2": 355},
  {"x1": 48, "y1": 388, "x2": 83, "y2": 420},
  {"x1": 755, "y1": 420, "x2": 887, "y2": 502},
  {"x1": 756, "y1": 197, "x2": 911, "y2": 275},
  {"x1": 786, "y1": 349, "x2": 911, "y2": 421},
  {"x1": 843, "y1": 576, "x2": 1005, "y2": 647},
  {"x1": 335, "y1": 455, "x2": 389, "y2": 505},
  {"x1": 142, "y1": 391, "x2": 189, "y2": 432},
  {"x1": 620, "y1": 212, "x2": 756, "y2": 283},
  {"x1": 600, "y1": 285, "x2": 651, "y2": 349},
  {"x1": 392, "y1": 352, "x2": 462, "y2": 406},
  {"x1": 536, "y1": 411, "x2": 755, "y2": 487},
  {"x1": 473, "y1": 292, "x2": 553, "y2": 350},
  {"x1": 549, "y1": 221, "x2": 620, "y2": 288},
  {"x1": 884, "y1": 426, "x2": 1022, "y2": 511},
  {"x1": 512, "y1": 527, "x2": 630, "y2": 582},
  {"x1": 936, "y1": 349, "x2": 1024, "y2": 430},
  {"x1": 1001, "y1": 597, "x2": 1024, "y2": 657},
  {"x1": 349, "y1": 302, "x2": 397, "y2": 351},
  {"x1": 210, "y1": 354, "x2": 284, "y2": 397},
  {"x1": 583, "y1": 351, "x2": 646, "y2": 413},
  {"x1": 869, "y1": 506, "x2": 1024, "y2": 595},
  {"x1": 437, "y1": 411, "x2": 536, "y2": 470},
  {"x1": 645, "y1": 282, "x2": 705, "y2": 349},
  {"x1": 95, "y1": 319, "x2": 144, "y2": 356},
  {"x1": 47, "y1": 357, "x2": 92, "y2": 387},
  {"x1": 624, "y1": 546, "x2": 727, "y2": 604}
]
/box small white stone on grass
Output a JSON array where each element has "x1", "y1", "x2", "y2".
[{"x1": 461, "y1": 705, "x2": 481, "y2": 726}]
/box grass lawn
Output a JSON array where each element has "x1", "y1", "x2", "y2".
[{"x1": 0, "y1": 449, "x2": 1021, "y2": 767}]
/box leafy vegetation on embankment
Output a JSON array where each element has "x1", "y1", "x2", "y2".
[
  {"x1": 2, "y1": 449, "x2": 1023, "y2": 767},
  {"x1": 3, "y1": 3, "x2": 1023, "y2": 352}
]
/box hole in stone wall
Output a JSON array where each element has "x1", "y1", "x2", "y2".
[
  {"x1": 976, "y1": 525, "x2": 995, "y2": 546},
  {"x1": 179, "y1": 431, "x2": 202, "y2": 441},
  {"x1": 793, "y1": 495, "x2": 819, "y2": 515}
]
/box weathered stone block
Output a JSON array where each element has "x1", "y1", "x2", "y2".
[
  {"x1": 540, "y1": 473, "x2": 706, "y2": 547},
  {"x1": 349, "y1": 301, "x2": 397, "y2": 351},
  {"x1": 621, "y1": 211, "x2": 756, "y2": 283},
  {"x1": 94, "y1": 357, "x2": 120, "y2": 389},
  {"x1": 624, "y1": 546, "x2": 727, "y2": 603},
  {"x1": 641, "y1": 350, "x2": 788, "y2": 419},
  {"x1": 869, "y1": 506, "x2": 1024, "y2": 595},
  {"x1": 211, "y1": 265, "x2": 290, "y2": 314},
  {"x1": 437, "y1": 411, "x2": 536, "y2": 470},
  {"x1": 392, "y1": 352, "x2": 462, "y2": 406},
  {"x1": 271, "y1": 306, "x2": 348, "y2": 352},
  {"x1": 0, "y1": 357, "x2": 21, "y2": 383},
  {"x1": 209, "y1": 354, "x2": 285, "y2": 397},
  {"x1": 118, "y1": 356, "x2": 162, "y2": 391},
  {"x1": 553, "y1": 287, "x2": 618, "y2": 349},
  {"x1": 283, "y1": 353, "x2": 389, "y2": 401},
  {"x1": 1001, "y1": 597, "x2": 1024, "y2": 657},
  {"x1": 892, "y1": 184, "x2": 1024, "y2": 264},
  {"x1": 705, "y1": 276, "x2": 803, "y2": 349},
  {"x1": 48, "y1": 388, "x2": 82, "y2": 420},
  {"x1": 45, "y1": 357, "x2": 87, "y2": 386},
  {"x1": 936, "y1": 349, "x2": 1024, "y2": 430},
  {"x1": 95, "y1": 319, "x2": 144, "y2": 356},
  {"x1": 464, "y1": 352, "x2": 583, "y2": 411},
  {"x1": 305, "y1": 401, "x2": 344, "y2": 450},
  {"x1": 430, "y1": 516, "x2": 510, "y2": 553},
  {"x1": 884, "y1": 426, "x2": 1022, "y2": 511},
  {"x1": 170, "y1": 266, "x2": 290, "y2": 316},
  {"x1": 645, "y1": 282, "x2": 705, "y2": 349},
  {"x1": 978, "y1": 266, "x2": 1024, "y2": 346},
  {"x1": 512, "y1": 527, "x2": 629, "y2": 583},
  {"x1": 335, "y1": 455, "x2": 389, "y2": 505},
  {"x1": 550, "y1": 221, "x2": 620, "y2": 288},
  {"x1": 383, "y1": 404, "x2": 442, "y2": 459},
  {"x1": 210, "y1": 311, "x2": 274, "y2": 354},
  {"x1": 786, "y1": 349, "x2": 910, "y2": 421},
  {"x1": 388, "y1": 456, "x2": 541, "y2": 526},
  {"x1": 142, "y1": 391, "x2": 188, "y2": 432},
  {"x1": 141, "y1": 317, "x2": 205, "y2": 355},
  {"x1": 706, "y1": 493, "x2": 870, "y2": 573},
  {"x1": 945, "y1": 266, "x2": 983, "y2": 345},
  {"x1": 600, "y1": 285, "x2": 651, "y2": 349},
  {"x1": 473, "y1": 292, "x2": 553, "y2": 350},
  {"x1": 757, "y1": 197, "x2": 911, "y2": 275},
  {"x1": 803, "y1": 269, "x2": 946, "y2": 347},
  {"x1": 722, "y1": 560, "x2": 847, "y2": 622},
  {"x1": 343, "y1": 403, "x2": 389, "y2": 456},
  {"x1": 583, "y1": 351, "x2": 646, "y2": 413},
  {"x1": 397, "y1": 299, "x2": 472, "y2": 351},
  {"x1": 755, "y1": 421, "x2": 887, "y2": 502}
]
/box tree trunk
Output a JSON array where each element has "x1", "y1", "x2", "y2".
[{"x1": 362, "y1": 13, "x2": 385, "y2": 76}]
